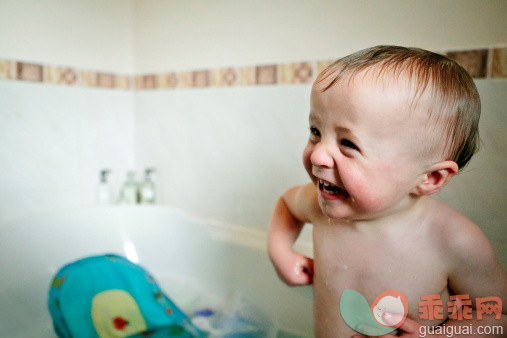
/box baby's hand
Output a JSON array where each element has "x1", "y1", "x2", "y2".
[{"x1": 270, "y1": 249, "x2": 314, "y2": 287}]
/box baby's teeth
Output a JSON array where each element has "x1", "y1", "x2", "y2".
[{"x1": 319, "y1": 179, "x2": 337, "y2": 189}]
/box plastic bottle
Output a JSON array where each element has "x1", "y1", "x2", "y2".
[
  {"x1": 140, "y1": 168, "x2": 156, "y2": 204},
  {"x1": 120, "y1": 171, "x2": 139, "y2": 204},
  {"x1": 96, "y1": 169, "x2": 112, "y2": 205}
]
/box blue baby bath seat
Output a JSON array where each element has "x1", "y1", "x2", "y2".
[{"x1": 48, "y1": 254, "x2": 204, "y2": 337}]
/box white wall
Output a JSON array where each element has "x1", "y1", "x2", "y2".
[
  {"x1": 0, "y1": 82, "x2": 135, "y2": 225},
  {"x1": 135, "y1": 85, "x2": 310, "y2": 227},
  {"x1": 0, "y1": 0, "x2": 135, "y2": 225},
  {"x1": 133, "y1": 0, "x2": 507, "y2": 72},
  {"x1": 0, "y1": 0, "x2": 134, "y2": 73}
]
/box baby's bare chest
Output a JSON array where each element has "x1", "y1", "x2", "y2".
[{"x1": 312, "y1": 224, "x2": 450, "y2": 335}]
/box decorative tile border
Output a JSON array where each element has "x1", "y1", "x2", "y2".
[
  {"x1": 445, "y1": 49, "x2": 489, "y2": 78},
  {"x1": 491, "y1": 48, "x2": 507, "y2": 78},
  {"x1": 0, "y1": 60, "x2": 133, "y2": 89},
  {"x1": 18, "y1": 62, "x2": 44, "y2": 82},
  {"x1": 0, "y1": 46, "x2": 505, "y2": 90}
]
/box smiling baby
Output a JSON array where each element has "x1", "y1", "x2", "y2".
[{"x1": 267, "y1": 46, "x2": 507, "y2": 337}]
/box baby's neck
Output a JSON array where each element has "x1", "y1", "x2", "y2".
[{"x1": 344, "y1": 196, "x2": 429, "y2": 234}]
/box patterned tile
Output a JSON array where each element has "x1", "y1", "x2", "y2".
[
  {"x1": 142, "y1": 75, "x2": 157, "y2": 89},
  {"x1": 209, "y1": 69, "x2": 220, "y2": 86},
  {"x1": 179, "y1": 72, "x2": 193, "y2": 88},
  {"x1": 80, "y1": 71, "x2": 98, "y2": 87},
  {"x1": 167, "y1": 73, "x2": 178, "y2": 88},
  {"x1": 240, "y1": 66, "x2": 256, "y2": 85},
  {"x1": 17, "y1": 62, "x2": 43, "y2": 82},
  {"x1": 210, "y1": 68, "x2": 236, "y2": 86},
  {"x1": 192, "y1": 70, "x2": 209, "y2": 87},
  {"x1": 156, "y1": 73, "x2": 178, "y2": 89},
  {"x1": 44, "y1": 66, "x2": 60, "y2": 84},
  {"x1": 97, "y1": 73, "x2": 115, "y2": 88},
  {"x1": 280, "y1": 64, "x2": 293, "y2": 84},
  {"x1": 60, "y1": 68, "x2": 77, "y2": 85},
  {"x1": 0, "y1": 60, "x2": 14, "y2": 80},
  {"x1": 280, "y1": 62, "x2": 313, "y2": 84},
  {"x1": 115, "y1": 75, "x2": 130, "y2": 89},
  {"x1": 155, "y1": 74, "x2": 166, "y2": 89},
  {"x1": 221, "y1": 68, "x2": 236, "y2": 86},
  {"x1": 256, "y1": 65, "x2": 277, "y2": 85},
  {"x1": 317, "y1": 60, "x2": 335, "y2": 76},
  {"x1": 2, "y1": 46, "x2": 505, "y2": 90},
  {"x1": 446, "y1": 49, "x2": 488, "y2": 78},
  {"x1": 135, "y1": 75, "x2": 144, "y2": 89},
  {"x1": 491, "y1": 47, "x2": 507, "y2": 78}
]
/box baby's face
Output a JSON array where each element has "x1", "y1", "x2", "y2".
[{"x1": 303, "y1": 71, "x2": 434, "y2": 220}]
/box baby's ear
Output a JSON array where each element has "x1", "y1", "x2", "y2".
[{"x1": 415, "y1": 161, "x2": 458, "y2": 196}]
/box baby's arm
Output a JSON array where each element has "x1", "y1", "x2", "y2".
[
  {"x1": 268, "y1": 183, "x2": 316, "y2": 286},
  {"x1": 444, "y1": 219, "x2": 507, "y2": 337}
]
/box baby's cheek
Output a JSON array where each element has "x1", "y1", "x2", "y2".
[
  {"x1": 357, "y1": 191, "x2": 386, "y2": 212},
  {"x1": 348, "y1": 179, "x2": 386, "y2": 212},
  {"x1": 302, "y1": 144, "x2": 314, "y2": 181}
]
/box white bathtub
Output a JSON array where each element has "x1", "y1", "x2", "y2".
[{"x1": 0, "y1": 206, "x2": 313, "y2": 337}]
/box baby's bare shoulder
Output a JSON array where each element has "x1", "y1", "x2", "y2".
[
  {"x1": 424, "y1": 198, "x2": 492, "y2": 261},
  {"x1": 425, "y1": 199, "x2": 507, "y2": 300},
  {"x1": 282, "y1": 183, "x2": 322, "y2": 223}
]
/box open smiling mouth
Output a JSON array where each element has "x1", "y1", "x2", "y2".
[{"x1": 318, "y1": 179, "x2": 349, "y2": 200}]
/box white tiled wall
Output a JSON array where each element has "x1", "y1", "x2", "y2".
[
  {"x1": 0, "y1": 0, "x2": 134, "y2": 73},
  {"x1": 132, "y1": 0, "x2": 507, "y2": 73},
  {"x1": 0, "y1": 81, "x2": 135, "y2": 224},
  {"x1": 134, "y1": 85, "x2": 311, "y2": 228}
]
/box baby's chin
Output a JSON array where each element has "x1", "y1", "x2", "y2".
[
  {"x1": 318, "y1": 197, "x2": 355, "y2": 220},
  {"x1": 318, "y1": 198, "x2": 383, "y2": 222}
]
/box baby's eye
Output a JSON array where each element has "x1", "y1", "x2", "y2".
[
  {"x1": 309, "y1": 127, "x2": 321, "y2": 137},
  {"x1": 340, "y1": 139, "x2": 359, "y2": 151}
]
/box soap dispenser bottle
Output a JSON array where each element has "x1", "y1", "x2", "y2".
[
  {"x1": 140, "y1": 168, "x2": 156, "y2": 204},
  {"x1": 96, "y1": 169, "x2": 112, "y2": 205},
  {"x1": 120, "y1": 171, "x2": 139, "y2": 204}
]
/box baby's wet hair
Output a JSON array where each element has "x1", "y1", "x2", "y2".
[{"x1": 317, "y1": 45, "x2": 481, "y2": 171}]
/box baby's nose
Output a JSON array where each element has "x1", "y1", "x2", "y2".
[{"x1": 310, "y1": 143, "x2": 334, "y2": 168}]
